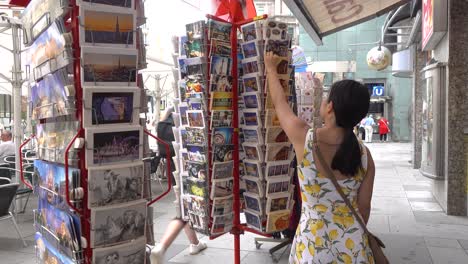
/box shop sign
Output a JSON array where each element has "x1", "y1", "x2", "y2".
[
  {"x1": 287, "y1": 0, "x2": 409, "y2": 36},
  {"x1": 421, "y1": 0, "x2": 447, "y2": 51}
]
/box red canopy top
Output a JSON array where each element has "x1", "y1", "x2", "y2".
[{"x1": 8, "y1": 0, "x2": 29, "y2": 7}]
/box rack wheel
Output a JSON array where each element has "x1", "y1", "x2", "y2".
[{"x1": 255, "y1": 241, "x2": 262, "y2": 249}]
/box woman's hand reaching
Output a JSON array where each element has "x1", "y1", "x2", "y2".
[{"x1": 264, "y1": 51, "x2": 281, "y2": 75}]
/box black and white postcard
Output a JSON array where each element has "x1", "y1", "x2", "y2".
[
  {"x1": 212, "y1": 160, "x2": 234, "y2": 180},
  {"x1": 210, "y1": 178, "x2": 234, "y2": 199}
]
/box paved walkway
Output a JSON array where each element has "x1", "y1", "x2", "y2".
[{"x1": 1, "y1": 143, "x2": 468, "y2": 263}]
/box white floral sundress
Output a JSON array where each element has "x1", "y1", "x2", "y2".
[{"x1": 289, "y1": 130, "x2": 375, "y2": 264}]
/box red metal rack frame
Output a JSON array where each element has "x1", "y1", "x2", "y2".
[{"x1": 206, "y1": 13, "x2": 269, "y2": 264}]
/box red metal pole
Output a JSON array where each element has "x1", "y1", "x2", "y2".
[
  {"x1": 145, "y1": 130, "x2": 173, "y2": 206},
  {"x1": 230, "y1": 22, "x2": 241, "y2": 264},
  {"x1": 18, "y1": 135, "x2": 34, "y2": 189},
  {"x1": 64, "y1": 130, "x2": 84, "y2": 214}
]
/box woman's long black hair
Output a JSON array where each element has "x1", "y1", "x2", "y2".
[{"x1": 327, "y1": 80, "x2": 370, "y2": 176}]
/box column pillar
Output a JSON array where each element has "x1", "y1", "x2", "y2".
[
  {"x1": 445, "y1": 0, "x2": 468, "y2": 215},
  {"x1": 411, "y1": 45, "x2": 425, "y2": 169}
]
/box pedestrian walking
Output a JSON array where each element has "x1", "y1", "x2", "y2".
[
  {"x1": 378, "y1": 116, "x2": 390, "y2": 142},
  {"x1": 363, "y1": 115, "x2": 375, "y2": 143}
]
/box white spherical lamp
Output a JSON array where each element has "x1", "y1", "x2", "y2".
[{"x1": 367, "y1": 46, "x2": 392, "y2": 71}]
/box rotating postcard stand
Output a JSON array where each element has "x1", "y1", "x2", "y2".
[
  {"x1": 18, "y1": 0, "x2": 172, "y2": 263},
  {"x1": 173, "y1": 13, "x2": 301, "y2": 264}
]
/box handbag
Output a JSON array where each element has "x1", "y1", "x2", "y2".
[{"x1": 312, "y1": 130, "x2": 390, "y2": 264}]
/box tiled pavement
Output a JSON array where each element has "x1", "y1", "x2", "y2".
[{"x1": 1, "y1": 143, "x2": 468, "y2": 263}]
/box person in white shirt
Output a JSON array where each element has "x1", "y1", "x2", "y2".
[
  {"x1": 363, "y1": 115, "x2": 376, "y2": 143},
  {"x1": 0, "y1": 130, "x2": 15, "y2": 161}
]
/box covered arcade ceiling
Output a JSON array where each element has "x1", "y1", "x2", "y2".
[{"x1": 283, "y1": 0, "x2": 410, "y2": 45}]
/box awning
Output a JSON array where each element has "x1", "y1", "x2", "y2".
[{"x1": 283, "y1": 0, "x2": 410, "y2": 45}]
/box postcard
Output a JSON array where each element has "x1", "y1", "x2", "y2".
[
  {"x1": 93, "y1": 237, "x2": 146, "y2": 264},
  {"x1": 36, "y1": 195, "x2": 81, "y2": 257},
  {"x1": 211, "y1": 55, "x2": 233, "y2": 75},
  {"x1": 211, "y1": 212, "x2": 234, "y2": 235},
  {"x1": 22, "y1": 0, "x2": 69, "y2": 46},
  {"x1": 299, "y1": 105, "x2": 314, "y2": 124},
  {"x1": 185, "y1": 76, "x2": 207, "y2": 95},
  {"x1": 213, "y1": 160, "x2": 234, "y2": 180},
  {"x1": 178, "y1": 58, "x2": 188, "y2": 79},
  {"x1": 243, "y1": 160, "x2": 263, "y2": 179},
  {"x1": 185, "y1": 57, "x2": 206, "y2": 77},
  {"x1": 213, "y1": 127, "x2": 233, "y2": 145},
  {"x1": 181, "y1": 127, "x2": 206, "y2": 146},
  {"x1": 242, "y1": 126, "x2": 263, "y2": 143},
  {"x1": 210, "y1": 92, "x2": 233, "y2": 111},
  {"x1": 210, "y1": 39, "x2": 232, "y2": 57},
  {"x1": 31, "y1": 69, "x2": 73, "y2": 120},
  {"x1": 242, "y1": 142, "x2": 263, "y2": 162},
  {"x1": 186, "y1": 145, "x2": 207, "y2": 163},
  {"x1": 34, "y1": 160, "x2": 80, "y2": 209},
  {"x1": 241, "y1": 21, "x2": 262, "y2": 42},
  {"x1": 35, "y1": 232, "x2": 75, "y2": 264},
  {"x1": 183, "y1": 177, "x2": 207, "y2": 198},
  {"x1": 184, "y1": 38, "x2": 205, "y2": 58},
  {"x1": 265, "y1": 109, "x2": 281, "y2": 127},
  {"x1": 266, "y1": 193, "x2": 290, "y2": 213},
  {"x1": 301, "y1": 89, "x2": 314, "y2": 105},
  {"x1": 241, "y1": 41, "x2": 259, "y2": 59},
  {"x1": 88, "y1": 163, "x2": 144, "y2": 208},
  {"x1": 186, "y1": 110, "x2": 205, "y2": 128},
  {"x1": 213, "y1": 144, "x2": 234, "y2": 162},
  {"x1": 208, "y1": 19, "x2": 231, "y2": 42},
  {"x1": 243, "y1": 109, "x2": 261, "y2": 127},
  {"x1": 81, "y1": 8, "x2": 135, "y2": 47},
  {"x1": 210, "y1": 74, "x2": 233, "y2": 92},
  {"x1": 242, "y1": 74, "x2": 261, "y2": 92},
  {"x1": 265, "y1": 39, "x2": 290, "y2": 57},
  {"x1": 186, "y1": 20, "x2": 205, "y2": 40},
  {"x1": 182, "y1": 195, "x2": 208, "y2": 231},
  {"x1": 244, "y1": 176, "x2": 263, "y2": 197},
  {"x1": 90, "y1": 199, "x2": 146, "y2": 247},
  {"x1": 265, "y1": 127, "x2": 289, "y2": 143},
  {"x1": 83, "y1": 87, "x2": 140, "y2": 127},
  {"x1": 211, "y1": 178, "x2": 234, "y2": 199},
  {"x1": 266, "y1": 160, "x2": 291, "y2": 178},
  {"x1": 241, "y1": 57, "x2": 263, "y2": 75},
  {"x1": 242, "y1": 92, "x2": 261, "y2": 109},
  {"x1": 244, "y1": 209, "x2": 262, "y2": 231},
  {"x1": 82, "y1": 46, "x2": 137, "y2": 86},
  {"x1": 266, "y1": 177, "x2": 290, "y2": 195},
  {"x1": 266, "y1": 210, "x2": 291, "y2": 233},
  {"x1": 264, "y1": 19, "x2": 289, "y2": 41},
  {"x1": 186, "y1": 161, "x2": 207, "y2": 181},
  {"x1": 36, "y1": 121, "x2": 80, "y2": 164},
  {"x1": 211, "y1": 110, "x2": 233, "y2": 128},
  {"x1": 265, "y1": 143, "x2": 291, "y2": 162},
  {"x1": 26, "y1": 21, "x2": 72, "y2": 81},
  {"x1": 243, "y1": 192, "x2": 262, "y2": 214},
  {"x1": 86, "y1": 126, "x2": 142, "y2": 166},
  {"x1": 78, "y1": 0, "x2": 134, "y2": 9},
  {"x1": 212, "y1": 195, "x2": 233, "y2": 216},
  {"x1": 178, "y1": 103, "x2": 189, "y2": 126}
]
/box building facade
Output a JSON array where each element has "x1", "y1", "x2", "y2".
[{"x1": 298, "y1": 17, "x2": 412, "y2": 142}]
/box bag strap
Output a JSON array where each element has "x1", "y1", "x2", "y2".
[{"x1": 312, "y1": 129, "x2": 370, "y2": 236}]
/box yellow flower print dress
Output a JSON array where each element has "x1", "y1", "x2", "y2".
[{"x1": 290, "y1": 130, "x2": 375, "y2": 264}]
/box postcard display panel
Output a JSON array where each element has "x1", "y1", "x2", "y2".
[
  {"x1": 22, "y1": 0, "x2": 149, "y2": 263},
  {"x1": 172, "y1": 17, "x2": 297, "y2": 237},
  {"x1": 239, "y1": 19, "x2": 296, "y2": 233}
]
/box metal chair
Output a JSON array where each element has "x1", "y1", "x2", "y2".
[
  {"x1": 0, "y1": 183, "x2": 27, "y2": 247},
  {"x1": 0, "y1": 157, "x2": 34, "y2": 214},
  {"x1": 0, "y1": 177, "x2": 11, "y2": 185}
]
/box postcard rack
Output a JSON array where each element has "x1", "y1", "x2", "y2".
[
  {"x1": 18, "y1": 0, "x2": 171, "y2": 264},
  {"x1": 174, "y1": 13, "x2": 299, "y2": 264}
]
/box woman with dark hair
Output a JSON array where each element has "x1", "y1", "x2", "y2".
[{"x1": 265, "y1": 52, "x2": 376, "y2": 263}]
